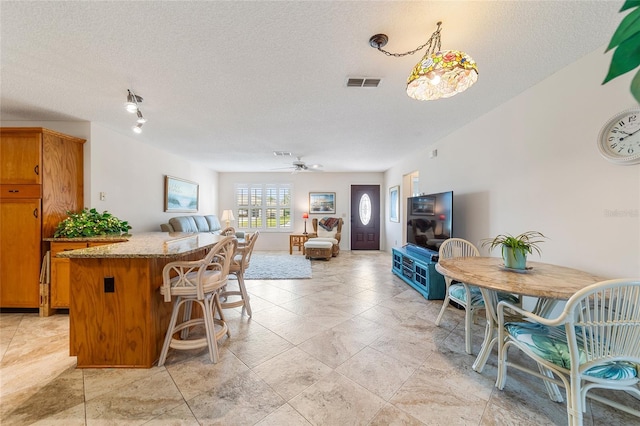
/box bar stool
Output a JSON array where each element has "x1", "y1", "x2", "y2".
[
  {"x1": 221, "y1": 231, "x2": 259, "y2": 317},
  {"x1": 158, "y1": 235, "x2": 237, "y2": 366}
]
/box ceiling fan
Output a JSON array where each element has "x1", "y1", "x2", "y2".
[{"x1": 273, "y1": 157, "x2": 323, "y2": 173}]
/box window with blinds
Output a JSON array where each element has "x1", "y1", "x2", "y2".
[{"x1": 235, "y1": 183, "x2": 292, "y2": 231}]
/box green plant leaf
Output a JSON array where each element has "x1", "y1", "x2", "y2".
[
  {"x1": 621, "y1": 0, "x2": 640, "y2": 12},
  {"x1": 603, "y1": 31, "x2": 640, "y2": 84},
  {"x1": 631, "y1": 69, "x2": 640, "y2": 103},
  {"x1": 606, "y1": 6, "x2": 640, "y2": 51}
]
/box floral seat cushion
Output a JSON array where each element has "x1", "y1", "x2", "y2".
[
  {"x1": 449, "y1": 283, "x2": 519, "y2": 306},
  {"x1": 504, "y1": 322, "x2": 638, "y2": 380}
]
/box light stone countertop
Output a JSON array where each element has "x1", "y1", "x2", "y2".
[
  {"x1": 55, "y1": 232, "x2": 226, "y2": 259},
  {"x1": 44, "y1": 235, "x2": 130, "y2": 243}
]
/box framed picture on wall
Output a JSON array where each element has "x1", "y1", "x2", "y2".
[
  {"x1": 309, "y1": 192, "x2": 336, "y2": 214},
  {"x1": 164, "y1": 176, "x2": 199, "y2": 212},
  {"x1": 411, "y1": 195, "x2": 435, "y2": 215},
  {"x1": 389, "y1": 185, "x2": 399, "y2": 222}
]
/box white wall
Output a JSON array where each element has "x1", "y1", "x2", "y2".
[
  {"x1": 1, "y1": 120, "x2": 219, "y2": 232},
  {"x1": 218, "y1": 172, "x2": 384, "y2": 251},
  {"x1": 384, "y1": 46, "x2": 640, "y2": 279}
]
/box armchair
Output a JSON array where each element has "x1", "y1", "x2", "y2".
[{"x1": 308, "y1": 217, "x2": 343, "y2": 256}]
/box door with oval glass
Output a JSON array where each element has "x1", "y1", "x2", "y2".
[{"x1": 350, "y1": 185, "x2": 380, "y2": 250}]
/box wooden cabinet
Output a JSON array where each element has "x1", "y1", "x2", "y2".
[
  {"x1": 0, "y1": 128, "x2": 85, "y2": 310},
  {"x1": 50, "y1": 241, "x2": 111, "y2": 308},
  {"x1": 392, "y1": 246, "x2": 446, "y2": 300}
]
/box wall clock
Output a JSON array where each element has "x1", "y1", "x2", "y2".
[{"x1": 597, "y1": 107, "x2": 640, "y2": 165}]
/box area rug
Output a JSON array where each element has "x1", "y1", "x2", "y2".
[{"x1": 244, "y1": 253, "x2": 312, "y2": 280}]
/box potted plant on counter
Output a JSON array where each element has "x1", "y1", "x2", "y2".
[
  {"x1": 54, "y1": 208, "x2": 131, "y2": 238},
  {"x1": 481, "y1": 231, "x2": 546, "y2": 270}
]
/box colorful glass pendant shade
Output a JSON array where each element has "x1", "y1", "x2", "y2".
[
  {"x1": 370, "y1": 21, "x2": 478, "y2": 101},
  {"x1": 406, "y1": 49, "x2": 478, "y2": 100}
]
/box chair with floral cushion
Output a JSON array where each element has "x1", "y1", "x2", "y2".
[
  {"x1": 496, "y1": 278, "x2": 640, "y2": 426},
  {"x1": 308, "y1": 217, "x2": 343, "y2": 256},
  {"x1": 435, "y1": 238, "x2": 519, "y2": 354}
]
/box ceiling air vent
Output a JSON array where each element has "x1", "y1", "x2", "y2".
[{"x1": 346, "y1": 78, "x2": 381, "y2": 88}]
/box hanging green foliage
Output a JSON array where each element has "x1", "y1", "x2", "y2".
[{"x1": 603, "y1": 0, "x2": 640, "y2": 103}]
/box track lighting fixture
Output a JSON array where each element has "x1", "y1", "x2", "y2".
[
  {"x1": 126, "y1": 89, "x2": 147, "y2": 133},
  {"x1": 126, "y1": 89, "x2": 142, "y2": 113}
]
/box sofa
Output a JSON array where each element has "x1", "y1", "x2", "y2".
[{"x1": 160, "y1": 215, "x2": 244, "y2": 239}]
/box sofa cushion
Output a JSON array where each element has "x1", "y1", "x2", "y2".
[
  {"x1": 192, "y1": 215, "x2": 210, "y2": 232},
  {"x1": 204, "y1": 215, "x2": 221, "y2": 232},
  {"x1": 169, "y1": 216, "x2": 198, "y2": 232}
]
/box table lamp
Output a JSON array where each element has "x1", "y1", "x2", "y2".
[
  {"x1": 221, "y1": 209, "x2": 235, "y2": 228},
  {"x1": 302, "y1": 212, "x2": 309, "y2": 235}
]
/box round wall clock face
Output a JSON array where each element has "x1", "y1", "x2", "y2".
[{"x1": 597, "y1": 107, "x2": 640, "y2": 165}]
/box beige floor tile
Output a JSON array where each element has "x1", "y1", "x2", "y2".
[
  {"x1": 369, "y1": 403, "x2": 426, "y2": 426},
  {"x1": 187, "y1": 370, "x2": 285, "y2": 425},
  {"x1": 252, "y1": 347, "x2": 333, "y2": 401},
  {"x1": 335, "y1": 346, "x2": 416, "y2": 400},
  {"x1": 297, "y1": 328, "x2": 368, "y2": 368},
  {"x1": 289, "y1": 371, "x2": 386, "y2": 426},
  {"x1": 85, "y1": 370, "x2": 184, "y2": 424},
  {"x1": 254, "y1": 403, "x2": 313, "y2": 425}
]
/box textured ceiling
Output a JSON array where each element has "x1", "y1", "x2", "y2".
[{"x1": 0, "y1": 1, "x2": 622, "y2": 172}]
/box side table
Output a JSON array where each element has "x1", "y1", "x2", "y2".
[{"x1": 289, "y1": 234, "x2": 309, "y2": 255}]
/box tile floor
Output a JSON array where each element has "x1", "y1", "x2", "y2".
[{"x1": 1, "y1": 251, "x2": 638, "y2": 425}]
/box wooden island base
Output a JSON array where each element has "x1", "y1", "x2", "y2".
[{"x1": 64, "y1": 233, "x2": 224, "y2": 368}]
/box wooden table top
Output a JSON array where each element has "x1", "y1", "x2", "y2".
[{"x1": 436, "y1": 257, "x2": 605, "y2": 300}]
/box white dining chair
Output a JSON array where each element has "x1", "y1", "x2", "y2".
[
  {"x1": 435, "y1": 238, "x2": 484, "y2": 354},
  {"x1": 496, "y1": 278, "x2": 640, "y2": 426}
]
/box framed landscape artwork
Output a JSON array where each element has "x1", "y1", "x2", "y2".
[
  {"x1": 389, "y1": 185, "x2": 399, "y2": 222},
  {"x1": 164, "y1": 176, "x2": 199, "y2": 212},
  {"x1": 411, "y1": 195, "x2": 435, "y2": 215},
  {"x1": 309, "y1": 192, "x2": 336, "y2": 214}
]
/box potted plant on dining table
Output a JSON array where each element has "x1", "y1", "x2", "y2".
[{"x1": 481, "y1": 231, "x2": 546, "y2": 270}]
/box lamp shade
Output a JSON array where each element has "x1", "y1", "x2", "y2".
[
  {"x1": 406, "y1": 50, "x2": 478, "y2": 101},
  {"x1": 221, "y1": 209, "x2": 235, "y2": 222},
  {"x1": 302, "y1": 212, "x2": 309, "y2": 219}
]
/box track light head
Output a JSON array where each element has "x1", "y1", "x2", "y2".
[
  {"x1": 125, "y1": 89, "x2": 143, "y2": 113},
  {"x1": 133, "y1": 123, "x2": 143, "y2": 134},
  {"x1": 136, "y1": 110, "x2": 146, "y2": 123}
]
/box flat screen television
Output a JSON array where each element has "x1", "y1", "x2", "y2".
[{"x1": 406, "y1": 191, "x2": 453, "y2": 255}]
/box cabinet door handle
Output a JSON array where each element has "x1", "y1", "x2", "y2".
[
  {"x1": 8, "y1": 189, "x2": 19, "y2": 193},
  {"x1": 34, "y1": 165, "x2": 39, "y2": 175},
  {"x1": 33, "y1": 208, "x2": 39, "y2": 218}
]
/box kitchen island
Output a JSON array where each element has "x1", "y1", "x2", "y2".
[{"x1": 58, "y1": 232, "x2": 225, "y2": 368}]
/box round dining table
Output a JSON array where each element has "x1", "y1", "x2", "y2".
[{"x1": 435, "y1": 256, "x2": 604, "y2": 400}]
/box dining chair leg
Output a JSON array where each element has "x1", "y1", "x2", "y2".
[
  {"x1": 213, "y1": 292, "x2": 231, "y2": 338},
  {"x1": 237, "y1": 272, "x2": 252, "y2": 317},
  {"x1": 435, "y1": 293, "x2": 450, "y2": 326},
  {"x1": 464, "y1": 305, "x2": 474, "y2": 354},
  {"x1": 158, "y1": 296, "x2": 183, "y2": 367},
  {"x1": 202, "y1": 294, "x2": 219, "y2": 364},
  {"x1": 180, "y1": 300, "x2": 193, "y2": 340}
]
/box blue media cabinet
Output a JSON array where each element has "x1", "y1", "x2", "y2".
[{"x1": 392, "y1": 245, "x2": 446, "y2": 300}]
